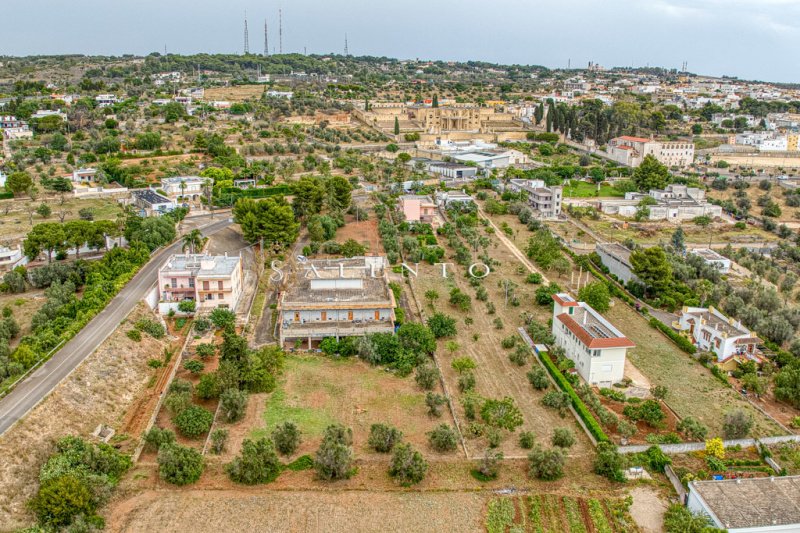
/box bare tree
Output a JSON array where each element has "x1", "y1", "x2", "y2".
[
  {"x1": 57, "y1": 209, "x2": 72, "y2": 223},
  {"x1": 24, "y1": 205, "x2": 35, "y2": 225}
]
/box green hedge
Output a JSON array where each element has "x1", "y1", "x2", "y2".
[
  {"x1": 537, "y1": 350, "x2": 609, "y2": 443},
  {"x1": 0, "y1": 192, "x2": 13, "y2": 200},
  {"x1": 219, "y1": 184, "x2": 291, "y2": 198},
  {"x1": 648, "y1": 318, "x2": 696, "y2": 354}
]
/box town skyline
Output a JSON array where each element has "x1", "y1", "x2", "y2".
[{"x1": 4, "y1": 0, "x2": 800, "y2": 84}]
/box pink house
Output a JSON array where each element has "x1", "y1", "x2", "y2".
[
  {"x1": 158, "y1": 254, "x2": 244, "y2": 314},
  {"x1": 399, "y1": 194, "x2": 438, "y2": 225}
]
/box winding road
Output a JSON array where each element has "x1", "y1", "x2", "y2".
[{"x1": 0, "y1": 216, "x2": 232, "y2": 436}]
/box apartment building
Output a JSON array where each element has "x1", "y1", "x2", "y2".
[
  {"x1": 507, "y1": 179, "x2": 563, "y2": 218},
  {"x1": 551, "y1": 293, "x2": 635, "y2": 387},
  {"x1": 606, "y1": 136, "x2": 694, "y2": 168},
  {"x1": 158, "y1": 254, "x2": 244, "y2": 314},
  {"x1": 677, "y1": 306, "x2": 762, "y2": 368},
  {"x1": 277, "y1": 256, "x2": 396, "y2": 348}
]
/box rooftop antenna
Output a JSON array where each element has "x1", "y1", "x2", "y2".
[
  {"x1": 264, "y1": 19, "x2": 269, "y2": 56},
  {"x1": 243, "y1": 11, "x2": 250, "y2": 55},
  {"x1": 344, "y1": 33, "x2": 349, "y2": 57},
  {"x1": 279, "y1": 8, "x2": 283, "y2": 54}
]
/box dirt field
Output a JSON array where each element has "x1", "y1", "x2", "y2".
[
  {"x1": 247, "y1": 354, "x2": 457, "y2": 459},
  {"x1": 0, "y1": 303, "x2": 170, "y2": 531},
  {"x1": 203, "y1": 85, "x2": 265, "y2": 102},
  {"x1": 108, "y1": 488, "x2": 488, "y2": 533},
  {"x1": 333, "y1": 216, "x2": 383, "y2": 256},
  {"x1": 0, "y1": 291, "x2": 46, "y2": 347},
  {"x1": 708, "y1": 184, "x2": 800, "y2": 224},
  {"x1": 607, "y1": 303, "x2": 783, "y2": 438}
]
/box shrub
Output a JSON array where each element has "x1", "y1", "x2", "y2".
[
  {"x1": 519, "y1": 431, "x2": 536, "y2": 449},
  {"x1": 29, "y1": 475, "x2": 97, "y2": 529},
  {"x1": 368, "y1": 423, "x2": 403, "y2": 453},
  {"x1": 677, "y1": 416, "x2": 708, "y2": 441},
  {"x1": 474, "y1": 450, "x2": 502, "y2": 481},
  {"x1": 723, "y1": 410, "x2": 753, "y2": 439},
  {"x1": 663, "y1": 504, "x2": 721, "y2": 532},
  {"x1": 220, "y1": 388, "x2": 248, "y2": 423},
  {"x1": 527, "y1": 367, "x2": 549, "y2": 390},
  {"x1": 210, "y1": 429, "x2": 229, "y2": 455},
  {"x1": 527, "y1": 445, "x2": 565, "y2": 480},
  {"x1": 164, "y1": 391, "x2": 192, "y2": 415},
  {"x1": 226, "y1": 437, "x2": 281, "y2": 484},
  {"x1": 458, "y1": 371, "x2": 476, "y2": 392},
  {"x1": 194, "y1": 317, "x2": 212, "y2": 333},
  {"x1": 177, "y1": 300, "x2": 196, "y2": 313},
  {"x1": 126, "y1": 329, "x2": 141, "y2": 342},
  {"x1": 644, "y1": 445, "x2": 671, "y2": 473},
  {"x1": 593, "y1": 442, "x2": 625, "y2": 482},
  {"x1": 315, "y1": 424, "x2": 355, "y2": 480},
  {"x1": 617, "y1": 420, "x2": 637, "y2": 440},
  {"x1": 183, "y1": 359, "x2": 205, "y2": 374},
  {"x1": 542, "y1": 390, "x2": 572, "y2": 417},
  {"x1": 143, "y1": 427, "x2": 176, "y2": 452},
  {"x1": 209, "y1": 308, "x2": 236, "y2": 330},
  {"x1": 135, "y1": 318, "x2": 166, "y2": 339},
  {"x1": 169, "y1": 379, "x2": 193, "y2": 394},
  {"x1": 480, "y1": 397, "x2": 524, "y2": 431},
  {"x1": 427, "y1": 312, "x2": 457, "y2": 338},
  {"x1": 195, "y1": 343, "x2": 216, "y2": 358},
  {"x1": 196, "y1": 373, "x2": 220, "y2": 400},
  {"x1": 272, "y1": 421, "x2": 301, "y2": 456},
  {"x1": 705, "y1": 438, "x2": 725, "y2": 459},
  {"x1": 414, "y1": 363, "x2": 439, "y2": 390},
  {"x1": 425, "y1": 392, "x2": 446, "y2": 417},
  {"x1": 525, "y1": 272, "x2": 543, "y2": 284},
  {"x1": 451, "y1": 356, "x2": 477, "y2": 373},
  {"x1": 389, "y1": 443, "x2": 427, "y2": 486},
  {"x1": 623, "y1": 399, "x2": 665, "y2": 427},
  {"x1": 173, "y1": 405, "x2": 213, "y2": 438},
  {"x1": 509, "y1": 345, "x2": 529, "y2": 366},
  {"x1": 157, "y1": 443, "x2": 204, "y2": 485},
  {"x1": 599, "y1": 387, "x2": 626, "y2": 402},
  {"x1": 501, "y1": 335, "x2": 517, "y2": 349},
  {"x1": 552, "y1": 427, "x2": 575, "y2": 448},
  {"x1": 428, "y1": 424, "x2": 458, "y2": 452}
]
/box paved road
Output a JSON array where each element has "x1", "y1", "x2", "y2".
[{"x1": 0, "y1": 217, "x2": 232, "y2": 436}]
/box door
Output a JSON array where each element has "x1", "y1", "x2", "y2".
[
  {"x1": 294, "y1": 312, "x2": 300, "y2": 322},
  {"x1": 374, "y1": 310, "x2": 380, "y2": 320},
  {"x1": 348, "y1": 311, "x2": 353, "y2": 321},
  {"x1": 321, "y1": 311, "x2": 327, "y2": 321}
]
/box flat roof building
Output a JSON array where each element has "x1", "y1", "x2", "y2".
[{"x1": 158, "y1": 254, "x2": 244, "y2": 314}]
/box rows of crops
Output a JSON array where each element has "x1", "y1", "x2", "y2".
[{"x1": 485, "y1": 495, "x2": 635, "y2": 533}]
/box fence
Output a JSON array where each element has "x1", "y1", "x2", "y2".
[{"x1": 619, "y1": 435, "x2": 800, "y2": 455}]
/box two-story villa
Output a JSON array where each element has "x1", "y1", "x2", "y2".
[
  {"x1": 157, "y1": 254, "x2": 244, "y2": 314},
  {"x1": 278, "y1": 256, "x2": 396, "y2": 348},
  {"x1": 677, "y1": 306, "x2": 762, "y2": 368},
  {"x1": 399, "y1": 195, "x2": 438, "y2": 226},
  {"x1": 551, "y1": 293, "x2": 635, "y2": 387}
]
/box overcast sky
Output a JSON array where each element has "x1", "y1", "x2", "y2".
[{"x1": 3, "y1": 0, "x2": 800, "y2": 83}]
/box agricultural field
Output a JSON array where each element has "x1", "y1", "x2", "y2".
[
  {"x1": 202, "y1": 85, "x2": 267, "y2": 102},
  {"x1": 707, "y1": 182, "x2": 800, "y2": 224},
  {"x1": 0, "y1": 304, "x2": 172, "y2": 531},
  {"x1": 248, "y1": 354, "x2": 456, "y2": 459},
  {"x1": 0, "y1": 196, "x2": 125, "y2": 242},
  {"x1": 577, "y1": 217, "x2": 777, "y2": 246},
  {"x1": 606, "y1": 303, "x2": 783, "y2": 438},
  {"x1": 485, "y1": 494, "x2": 638, "y2": 533}
]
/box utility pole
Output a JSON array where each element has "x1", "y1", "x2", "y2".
[
  {"x1": 344, "y1": 33, "x2": 349, "y2": 57},
  {"x1": 243, "y1": 11, "x2": 250, "y2": 55}
]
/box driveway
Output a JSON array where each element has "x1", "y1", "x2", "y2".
[{"x1": 0, "y1": 217, "x2": 232, "y2": 436}]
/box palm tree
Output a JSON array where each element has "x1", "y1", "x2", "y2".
[{"x1": 182, "y1": 229, "x2": 205, "y2": 254}]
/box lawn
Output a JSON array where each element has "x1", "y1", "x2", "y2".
[
  {"x1": 607, "y1": 303, "x2": 783, "y2": 438},
  {"x1": 563, "y1": 180, "x2": 625, "y2": 198},
  {"x1": 250, "y1": 354, "x2": 454, "y2": 457}
]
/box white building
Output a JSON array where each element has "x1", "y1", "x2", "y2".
[
  {"x1": 507, "y1": 179, "x2": 563, "y2": 219},
  {"x1": 676, "y1": 306, "x2": 762, "y2": 366},
  {"x1": 690, "y1": 249, "x2": 732, "y2": 274},
  {"x1": 70, "y1": 168, "x2": 98, "y2": 183},
  {"x1": 551, "y1": 293, "x2": 635, "y2": 387},
  {"x1": 687, "y1": 476, "x2": 800, "y2": 532},
  {"x1": 158, "y1": 254, "x2": 244, "y2": 315},
  {"x1": 435, "y1": 190, "x2": 473, "y2": 208},
  {"x1": 160, "y1": 176, "x2": 206, "y2": 201},
  {"x1": 95, "y1": 94, "x2": 120, "y2": 107},
  {"x1": 132, "y1": 189, "x2": 175, "y2": 217},
  {"x1": 0, "y1": 245, "x2": 25, "y2": 271},
  {"x1": 605, "y1": 136, "x2": 694, "y2": 168}
]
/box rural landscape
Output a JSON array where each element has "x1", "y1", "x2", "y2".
[{"x1": 2, "y1": 15, "x2": 800, "y2": 532}]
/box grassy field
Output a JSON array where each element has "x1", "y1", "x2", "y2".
[
  {"x1": 607, "y1": 303, "x2": 783, "y2": 438},
  {"x1": 0, "y1": 196, "x2": 124, "y2": 242},
  {"x1": 563, "y1": 180, "x2": 625, "y2": 198},
  {"x1": 486, "y1": 494, "x2": 636, "y2": 533},
  {"x1": 250, "y1": 354, "x2": 455, "y2": 457},
  {"x1": 580, "y1": 218, "x2": 778, "y2": 245}
]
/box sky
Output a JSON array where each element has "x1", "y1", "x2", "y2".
[{"x1": 3, "y1": 0, "x2": 800, "y2": 83}]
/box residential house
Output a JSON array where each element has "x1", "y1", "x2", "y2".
[
  {"x1": 95, "y1": 94, "x2": 120, "y2": 107},
  {"x1": 160, "y1": 176, "x2": 206, "y2": 201},
  {"x1": 606, "y1": 136, "x2": 694, "y2": 168},
  {"x1": 435, "y1": 190, "x2": 473, "y2": 209},
  {"x1": 676, "y1": 306, "x2": 762, "y2": 368},
  {"x1": 598, "y1": 184, "x2": 722, "y2": 222},
  {"x1": 70, "y1": 168, "x2": 98, "y2": 183},
  {"x1": 0, "y1": 246, "x2": 25, "y2": 271},
  {"x1": 551, "y1": 293, "x2": 635, "y2": 387},
  {"x1": 687, "y1": 476, "x2": 800, "y2": 532},
  {"x1": 157, "y1": 254, "x2": 244, "y2": 314},
  {"x1": 277, "y1": 256, "x2": 396, "y2": 348},
  {"x1": 595, "y1": 243, "x2": 638, "y2": 285},
  {"x1": 0, "y1": 116, "x2": 23, "y2": 129},
  {"x1": 507, "y1": 179, "x2": 563, "y2": 218},
  {"x1": 399, "y1": 194, "x2": 438, "y2": 225},
  {"x1": 132, "y1": 189, "x2": 175, "y2": 216}
]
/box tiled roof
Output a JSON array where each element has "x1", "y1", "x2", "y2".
[
  {"x1": 616, "y1": 135, "x2": 651, "y2": 143},
  {"x1": 556, "y1": 313, "x2": 636, "y2": 349}
]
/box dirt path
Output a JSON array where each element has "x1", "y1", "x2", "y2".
[
  {"x1": 477, "y1": 206, "x2": 551, "y2": 284},
  {"x1": 629, "y1": 486, "x2": 667, "y2": 532}
]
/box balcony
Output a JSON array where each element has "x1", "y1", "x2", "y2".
[{"x1": 280, "y1": 320, "x2": 395, "y2": 339}]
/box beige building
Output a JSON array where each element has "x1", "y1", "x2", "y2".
[
  {"x1": 606, "y1": 136, "x2": 694, "y2": 168},
  {"x1": 157, "y1": 254, "x2": 244, "y2": 314}
]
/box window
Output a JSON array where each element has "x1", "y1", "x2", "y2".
[
  {"x1": 171, "y1": 278, "x2": 177, "y2": 288},
  {"x1": 702, "y1": 331, "x2": 712, "y2": 342},
  {"x1": 206, "y1": 294, "x2": 213, "y2": 301},
  {"x1": 218, "y1": 280, "x2": 223, "y2": 290},
  {"x1": 188, "y1": 278, "x2": 194, "y2": 288},
  {"x1": 218, "y1": 293, "x2": 223, "y2": 300},
  {"x1": 203, "y1": 281, "x2": 209, "y2": 290}
]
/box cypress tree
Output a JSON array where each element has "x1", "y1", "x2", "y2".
[
  {"x1": 394, "y1": 116, "x2": 400, "y2": 135},
  {"x1": 432, "y1": 94, "x2": 439, "y2": 108}
]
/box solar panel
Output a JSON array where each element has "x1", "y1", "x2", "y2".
[{"x1": 589, "y1": 324, "x2": 611, "y2": 339}]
